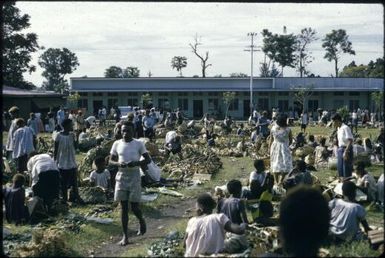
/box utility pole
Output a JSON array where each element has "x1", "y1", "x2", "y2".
[{"x1": 244, "y1": 32, "x2": 260, "y2": 116}]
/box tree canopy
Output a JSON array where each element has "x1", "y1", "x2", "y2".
[
  {"x1": 38, "y1": 47, "x2": 79, "y2": 93},
  {"x1": 322, "y1": 29, "x2": 355, "y2": 77},
  {"x1": 104, "y1": 66, "x2": 140, "y2": 78},
  {"x1": 339, "y1": 58, "x2": 384, "y2": 78},
  {"x1": 171, "y1": 56, "x2": 187, "y2": 77},
  {"x1": 295, "y1": 28, "x2": 318, "y2": 77},
  {"x1": 3, "y1": 1, "x2": 40, "y2": 89}
]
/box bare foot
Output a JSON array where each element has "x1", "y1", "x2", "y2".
[
  {"x1": 137, "y1": 221, "x2": 146, "y2": 236},
  {"x1": 118, "y1": 236, "x2": 128, "y2": 246}
]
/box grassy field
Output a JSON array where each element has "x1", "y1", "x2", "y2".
[{"x1": 2, "y1": 125, "x2": 384, "y2": 257}]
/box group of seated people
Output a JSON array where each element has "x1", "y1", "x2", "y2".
[{"x1": 186, "y1": 157, "x2": 384, "y2": 257}]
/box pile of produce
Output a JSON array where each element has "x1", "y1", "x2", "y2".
[
  {"x1": 247, "y1": 225, "x2": 280, "y2": 252},
  {"x1": 78, "y1": 187, "x2": 107, "y2": 204},
  {"x1": 78, "y1": 139, "x2": 114, "y2": 177},
  {"x1": 147, "y1": 231, "x2": 184, "y2": 257},
  {"x1": 15, "y1": 228, "x2": 74, "y2": 257},
  {"x1": 3, "y1": 232, "x2": 32, "y2": 256},
  {"x1": 161, "y1": 144, "x2": 222, "y2": 179}
]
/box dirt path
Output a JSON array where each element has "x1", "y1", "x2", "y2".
[{"x1": 93, "y1": 197, "x2": 196, "y2": 257}]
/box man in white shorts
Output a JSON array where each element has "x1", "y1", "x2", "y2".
[{"x1": 109, "y1": 121, "x2": 151, "y2": 246}]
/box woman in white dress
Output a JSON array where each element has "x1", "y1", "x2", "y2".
[{"x1": 269, "y1": 114, "x2": 293, "y2": 185}]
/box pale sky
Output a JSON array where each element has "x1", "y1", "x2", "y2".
[{"x1": 16, "y1": 2, "x2": 384, "y2": 87}]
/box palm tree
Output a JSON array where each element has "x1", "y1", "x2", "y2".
[{"x1": 171, "y1": 56, "x2": 187, "y2": 77}]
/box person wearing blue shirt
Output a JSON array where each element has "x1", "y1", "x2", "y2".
[{"x1": 142, "y1": 109, "x2": 155, "y2": 141}]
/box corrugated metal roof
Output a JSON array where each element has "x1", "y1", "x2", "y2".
[
  {"x1": 70, "y1": 77, "x2": 384, "y2": 92},
  {"x1": 3, "y1": 86, "x2": 65, "y2": 97}
]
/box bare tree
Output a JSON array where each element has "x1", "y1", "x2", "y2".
[
  {"x1": 290, "y1": 84, "x2": 314, "y2": 112},
  {"x1": 189, "y1": 34, "x2": 212, "y2": 77}
]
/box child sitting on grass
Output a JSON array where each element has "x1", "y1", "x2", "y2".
[
  {"x1": 329, "y1": 181, "x2": 371, "y2": 243},
  {"x1": 89, "y1": 156, "x2": 111, "y2": 193},
  {"x1": 252, "y1": 174, "x2": 277, "y2": 226},
  {"x1": 243, "y1": 159, "x2": 267, "y2": 200},
  {"x1": 354, "y1": 161, "x2": 377, "y2": 202},
  {"x1": 184, "y1": 193, "x2": 246, "y2": 257},
  {"x1": 217, "y1": 180, "x2": 249, "y2": 253},
  {"x1": 283, "y1": 159, "x2": 313, "y2": 191},
  {"x1": 3, "y1": 174, "x2": 29, "y2": 225}
]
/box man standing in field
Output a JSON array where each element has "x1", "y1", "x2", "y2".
[
  {"x1": 109, "y1": 121, "x2": 151, "y2": 245},
  {"x1": 6, "y1": 106, "x2": 20, "y2": 160},
  {"x1": 332, "y1": 113, "x2": 353, "y2": 181}
]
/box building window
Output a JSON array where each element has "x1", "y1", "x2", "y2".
[
  {"x1": 127, "y1": 98, "x2": 138, "y2": 107},
  {"x1": 93, "y1": 92, "x2": 103, "y2": 96},
  {"x1": 158, "y1": 98, "x2": 170, "y2": 109},
  {"x1": 349, "y1": 92, "x2": 360, "y2": 96},
  {"x1": 159, "y1": 92, "x2": 169, "y2": 96},
  {"x1": 178, "y1": 99, "x2": 188, "y2": 110},
  {"x1": 178, "y1": 92, "x2": 188, "y2": 96},
  {"x1": 108, "y1": 92, "x2": 118, "y2": 96},
  {"x1": 108, "y1": 98, "x2": 118, "y2": 109},
  {"x1": 208, "y1": 98, "x2": 219, "y2": 110},
  {"x1": 333, "y1": 100, "x2": 345, "y2": 109},
  {"x1": 278, "y1": 100, "x2": 289, "y2": 112},
  {"x1": 259, "y1": 92, "x2": 269, "y2": 96},
  {"x1": 243, "y1": 92, "x2": 249, "y2": 96},
  {"x1": 208, "y1": 92, "x2": 218, "y2": 96},
  {"x1": 349, "y1": 100, "x2": 360, "y2": 110},
  {"x1": 127, "y1": 92, "x2": 138, "y2": 96},
  {"x1": 78, "y1": 99, "x2": 88, "y2": 108},
  {"x1": 258, "y1": 98, "x2": 269, "y2": 111},
  {"x1": 334, "y1": 92, "x2": 344, "y2": 96},
  {"x1": 79, "y1": 92, "x2": 88, "y2": 96},
  {"x1": 229, "y1": 99, "x2": 239, "y2": 111},
  {"x1": 193, "y1": 92, "x2": 203, "y2": 96},
  {"x1": 308, "y1": 99, "x2": 319, "y2": 112}
]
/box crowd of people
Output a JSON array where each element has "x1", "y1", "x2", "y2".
[{"x1": 2, "y1": 103, "x2": 384, "y2": 256}]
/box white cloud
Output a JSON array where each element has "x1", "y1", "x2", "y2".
[{"x1": 15, "y1": 2, "x2": 383, "y2": 86}]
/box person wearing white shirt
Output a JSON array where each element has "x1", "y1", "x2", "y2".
[
  {"x1": 27, "y1": 153, "x2": 60, "y2": 209},
  {"x1": 332, "y1": 113, "x2": 353, "y2": 180},
  {"x1": 109, "y1": 121, "x2": 151, "y2": 246},
  {"x1": 351, "y1": 110, "x2": 358, "y2": 133},
  {"x1": 6, "y1": 106, "x2": 20, "y2": 160},
  {"x1": 12, "y1": 118, "x2": 35, "y2": 173}
]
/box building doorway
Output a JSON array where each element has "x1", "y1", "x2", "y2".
[
  {"x1": 244, "y1": 100, "x2": 250, "y2": 119},
  {"x1": 193, "y1": 100, "x2": 203, "y2": 118},
  {"x1": 93, "y1": 100, "x2": 103, "y2": 116}
]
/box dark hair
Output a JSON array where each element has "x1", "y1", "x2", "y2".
[
  {"x1": 121, "y1": 121, "x2": 135, "y2": 129},
  {"x1": 259, "y1": 200, "x2": 273, "y2": 218},
  {"x1": 308, "y1": 135, "x2": 315, "y2": 142},
  {"x1": 250, "y1": 180, "x2": 263, "y2": 199},
  {"x1": 262, "y1": 111, "x2": 268, "y2": 116},
  {"x1": 294, "y1": 159, "x2": 307, "y2": 172},
  {"x1": 355, "y1": 161, "x2": 366, "y2": 171},
  {"x1": 197, "y1": 193, "x2": 216, "y2": 214},
  {"x1": 319, "y1": 137, "x2": 326, "y2": 146},
  {"x1": 94, "y1": 156, "x2": 106, "y2": 167},
  {"x1": 331, "y1": 113, "x2": 342, "y2": 122},
  {"x1": 227, "y1": 179, "x2": 242, "y2": 195},
  {"x1": 16, "y1": 118, "x2": 25, "y2": 127},
  {"x1": 254, "y1": 159, "x2": 265, "y2": 172},
  {"x1": 364, "y1": 138, "x2": 372, "y2": 149},
  {"x1": 61, "y1": 118, "x2": 72, "y2": 128},
  {"x1": 342, "y1": 181, "x2": 356, "y2": 199},
  {"x1": 279, "y1": 186, "x2": 330, "y2": 257},
  {"x1": 13, "y1": 173, "x2": 26, "y2": 188},
  {"x1": 276, "y1": 114, "x2": 288, "y2": 127}
]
